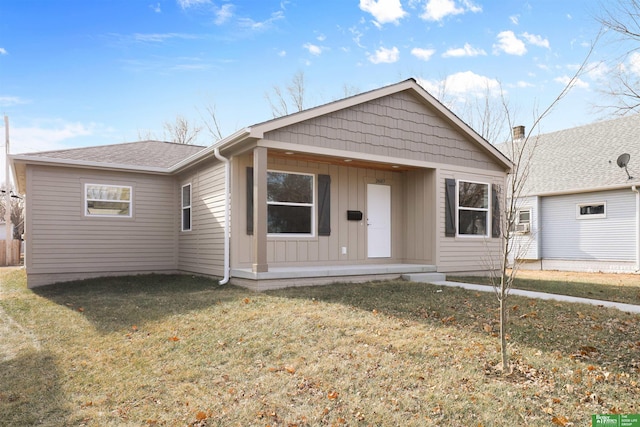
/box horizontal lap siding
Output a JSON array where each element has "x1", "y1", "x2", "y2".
[
  {"x1": 26, "y1": 166, "x2": 177, "y2": 276},
  {"x1": 437, "y1": 170, "x2": 505, "y2": 272},
  {"x1": 540, "y1": 190, "x2": 636, "y2": 261},
  {"x1": 178, "y1": 160, "x2": 226, "y2": 276}
]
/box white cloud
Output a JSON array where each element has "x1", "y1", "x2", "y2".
[
  {"x1": 554, "y1": 75, "x2": 589, "y2": 89},
  {"x1": 359, "y1": 0, "x2": 407, "y2": 25},
  {"x1": 417, "y1": 71, "x2": 501, "y2": 102},
  {"x1": 238, "y1": 10, "x2": 284, "y2": 31},
  {"x1": 411, "y1": 47, "x2": 436, "y2": 61},
  {"x1": 368, "y1": 46, "x2": 399, "y2": 64},
  {"x1": 277, "y1": 50, "x2": 287, "y2": 57},
  {"x1": 214, "y1": 4, "x2": 234, "y2": 24},
  {"x1": 132, "y1": 33, "x2": 198, "y2": 43},
  {"x1": 0, "y1": 96, "x2": 29, "y2": 106},
  {"x1": 317, "y1": 34, "x2": 326, "y2": 42},
  {"x1": 9, "y1": 121, "x2": 101, "y2": 155},
  {"x1": 442, "y1": 43, "x2": 486, "y2": 58},
  {"x1": 515, "y1": 81, "x2": 534, "y2": 88},
  {"x1": 493, "y1": 31, "x2": 526, "y2": 56},
  {"x1": 629, "y1": 51, "x2": 640, "y2": 76},
  {"x1": 510, "y1": 14, "x2": 519, "y2": 25},
  {"x1": 0, "y1": 48, "x2": 7, "y2": 55},
  {"x1": 150, "y1": 3, "x2": 162, "y2": 13},
  {"x1": 176, "y1": 0, "x2": 209, "y2": 9},
  {"x1": 522, "y1": 32, "x2": 549, "y2": 48},
  {"x1": 421, "y1": 0, "x2": 481, "y2": 22},
  {"x1": 303, "y1": 43, "x2": 323, "y2": 56}
]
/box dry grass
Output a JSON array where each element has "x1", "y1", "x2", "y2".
[
  {"x1": 449, "y1": 269, "x2": 640, "y2": 305},
  {"x1": 0, "y1": 268, "x2": 639, "y2": 426}
]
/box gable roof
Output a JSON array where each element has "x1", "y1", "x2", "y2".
[
  {"x1": 179, "y1": 78, "x2": 512, "y2": 172},
  {"x1": 510, "y1": 114, "x2": 640, "y2": 196}
]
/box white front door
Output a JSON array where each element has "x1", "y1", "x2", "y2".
[{"x1": 367, "y1": 183, "x2": 391, "y2": 258}]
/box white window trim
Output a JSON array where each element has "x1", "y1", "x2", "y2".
[
  {"x1": 456, "y1": 179, "x2": 490, "y2": 238},
  {"x1": 517, "y1": 208, "x2": 531, "y2": 224},
  {"x1": 576, "y1": 202, "x2": 606, "y2": 220},
  {"x1": 182, "y1": 183, "x2": 192, "y2": 232},
  {"x1": 84, "y1": 183, "x2": 133, "y2": 218},
  {"x1": 267, "y1": 169, "x2": 316, "y2": 238}
]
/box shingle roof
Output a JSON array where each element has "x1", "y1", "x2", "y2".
[
  {"x1": 501, "y1": 114, "x2": 640, "y2": 195},
  {"x1": 21, "y1": 140, "x2": 206, "y2": 169}
]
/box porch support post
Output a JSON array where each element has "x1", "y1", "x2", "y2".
[{"x1": 252, "y1": 146, "x2": 269, "y2": 273}]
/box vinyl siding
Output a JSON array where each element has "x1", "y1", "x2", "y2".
[
  {"x1": 264, "y1": 91, "x2": 502, "y2": 172},
  {"x1": 177, "y1": 159, "x2": 227, "y2": 277},
  {"x1": 540, "y1": 189, "x2": 636, "y2": 261},
  {"x1": 232, "y1": 154, "x2": 431, "y2": 268},
  {"x1": 512, "y1": 195, "x2": 540, "y2": 261},
  {"x1": 436, "y1": 169, "x2": 505, "y2": 273},
  {"x1": 25, "y1": 165, "x2": 177, "y2": 285}
]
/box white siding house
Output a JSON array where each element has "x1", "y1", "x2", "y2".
[{"x1": 504, "y1": 114, "x2": 640, "y2": 273}]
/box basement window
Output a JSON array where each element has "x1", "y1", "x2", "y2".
[{"x1": 576, "y1": 202, "x2": 606, "y2": 219}]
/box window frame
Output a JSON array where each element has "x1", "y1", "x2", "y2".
[
  {"x1": 456, "y1": 180, "x2": 490, "y2": 237},
  {"x1": 576, "y1": 202, "x2": 606, "y2": 220},
  {"x1": 84, "y1": 183, "x2": 133, "y2": 218},
  {"x1": 181, "y1": 183, "x2": 192, "y2": 232},
  {"x1": 517, "y1": 208, "x2": 531, "y2": 224},
  {"x1": 266, "y1": 169, "x2": 316, "y2": 237}
]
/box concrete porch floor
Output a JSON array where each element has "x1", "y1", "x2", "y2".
[{"x1": 229, "y1": 264, "x2": 438, "y2": 291}]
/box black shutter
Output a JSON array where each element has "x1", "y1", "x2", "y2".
[
  {"x1": 246, "y1": 167, "x2": 253, "y2": 235},
  {"x1": 445, "y1": 178, "x2": 456, "y2": 237},
  {"x1": 492, "y1": 185, "x2": 501, "y2": 238},
  {"x1": 318, "y1": 174, "x2": 331, "y2": 236}
]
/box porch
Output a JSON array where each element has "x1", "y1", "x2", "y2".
[{"x1": 229, "y1": 263, "x2": 443, "y2": 291}]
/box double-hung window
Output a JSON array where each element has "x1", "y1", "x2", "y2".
[
  {"x1": 267, "y1": 171, "x2": 314, "y2": 235},
  {"x1": 182, "y1": 184, "x2": 192, "y2": 231},
  {"x1": 458, "y1": 181, "x2": 489, "y2": 236},
  {"x1": 85, "y1": 184, "x2": 132, "y2": 217}
]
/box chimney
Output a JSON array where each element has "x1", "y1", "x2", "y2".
[{"x1": 512, "y1": 125, "x2": 525, "y2": 140}]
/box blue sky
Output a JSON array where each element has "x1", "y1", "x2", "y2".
[{"x1": 0, "y1": 0, "x2": 631, "y2": 176}]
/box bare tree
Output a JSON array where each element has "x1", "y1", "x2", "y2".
[
  {"x1": 0, "y1": 187, "x2": 24, "y2": 240},
  {"x1": 488, "y1": 40, "x2": 597, "y2": 373},
  {"x1": 163, "y1": 114, "x2": 202, "y2": 145},
  {"x1": 265, "y1": 70, "x2": 307, "y2": 118},
  {"x1": 597, "y1": 0, "x2": 640, "y2": 114},
  {"x1": 198, "y1": 103, "x2": 225, "y2": 142}
]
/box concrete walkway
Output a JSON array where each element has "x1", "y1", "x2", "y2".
[{"x1": 429, "y1": 280, "x2": 640, "y2": 314}]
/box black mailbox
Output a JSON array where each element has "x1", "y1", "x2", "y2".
[{"x1": 347, "y1": 210, "x2": 363, "y2": 221}]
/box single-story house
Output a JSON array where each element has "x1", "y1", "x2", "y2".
[
  {"x1": 11, "y1": 78, "x2": 512, "y2": 289},
  {"x1": 507, "y1": 114, "x2": 640, "y2": 273}
]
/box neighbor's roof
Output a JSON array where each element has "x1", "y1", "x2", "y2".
[
  {"x1": 13, "y1": 140, "x2": 206, "y2": 169},
  {"x1": 508, "y1": 114, "x2": 640, "y2": 196}
]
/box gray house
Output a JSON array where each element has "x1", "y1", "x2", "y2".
[
  {"x1": 508, "y1": 114, "x2": 640, "y2": 273},
  {"x1": 11, "y1": 79, "x2": 512, "y2": 289}
]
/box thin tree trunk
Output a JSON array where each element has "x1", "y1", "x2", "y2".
[{"x1": 500, "y1": 277, "x2": 508, "y2": 371}]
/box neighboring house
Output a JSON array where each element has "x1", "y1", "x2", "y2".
[
  {"x1": 11, "y1": 79, "x2": 512, "y2": 289},
  {"x1": 506, "y1": 114, "x2": 640, "y2": 273}
]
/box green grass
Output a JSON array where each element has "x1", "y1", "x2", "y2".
[
  {"x1": 448, "y1": 270, "x2": 640, "y2": 305},
  {"x1": 1, "y1": 268, "x2": 639, "y2": 426}
]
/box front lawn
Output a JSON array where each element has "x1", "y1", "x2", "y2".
[{"x1": 1, "y1": 268, "x2": 638, "y2": 426}]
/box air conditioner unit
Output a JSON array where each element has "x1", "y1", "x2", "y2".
[{"x1": 515, "y1": 223, "x2": 530, "y2": 234}]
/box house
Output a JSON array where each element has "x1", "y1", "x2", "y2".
[
  {"x1": 507, "y1": 114, "x2": 640, "y2": 273},
  {"x1": 10, "y1": 79, "x2": 512, "y2": 289}
]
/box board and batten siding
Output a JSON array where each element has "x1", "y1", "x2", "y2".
[
  {"x1": 177, "y1": 159, "x2": 227, "y2": 277},
  {"x1": 540, "y1": 189, "x2": 636, "y2": 261},
  {"x1": 25, "y1": 165, "x2": 178, "y2": 287},
  {"x1": 263, "y1": 91, "x2": 503, "y2": 172},
  {"x1": 231, "y1": 154, "x2": 438, "y2": 268},
  {"x1": 436, "y1": 169, "x2": 505, "y2": 273}
]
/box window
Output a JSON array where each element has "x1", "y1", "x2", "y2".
[
  {"x1": 577, "y1": 202, "x2": 605, "y2": 219},
  {"x1": 518, "y1": 209, "x2": 531, "y2": 224},
  {"x1": 85, "y1": 184, "x2": 132, "y2": 217},
  {"x1": 182, "y1": 184, "x2": 192, "y2": 231},
  {"x1": 458, "y1": 181, "x2": 489, "y2": 236},
  {"x1": 267, "y1": 171, "x2": 314, "y2": 235}
]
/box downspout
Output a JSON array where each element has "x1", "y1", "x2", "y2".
[
  {"x1": 633, "y1": 185, "x2": 640, "y2": 272},
  {"x1": 214, "y1": 147, "x2": 231, "y2": 285}
]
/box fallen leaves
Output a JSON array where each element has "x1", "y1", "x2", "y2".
[{"x1": 551, "y1": 415, "x2": 570, "y2": 426}]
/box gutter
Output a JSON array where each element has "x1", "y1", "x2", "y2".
[
  {"x1": 633, "y1": 185, "x2": 640, "y2": 271},
  {"x1": 213, "y1": 147, "x2": 231, "y2": 285}
]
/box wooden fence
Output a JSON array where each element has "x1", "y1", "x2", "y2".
[{"x1": 0, "y1": 240, "x2": 22, "y2": 266}]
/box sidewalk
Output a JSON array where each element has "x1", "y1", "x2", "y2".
[{"x1": 430, "y1": 280, "x2": 640, "y2": 314}]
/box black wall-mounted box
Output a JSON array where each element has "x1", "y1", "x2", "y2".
[{"x1": 347, "y1": 210, "x2": 363, "y2": 221}]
